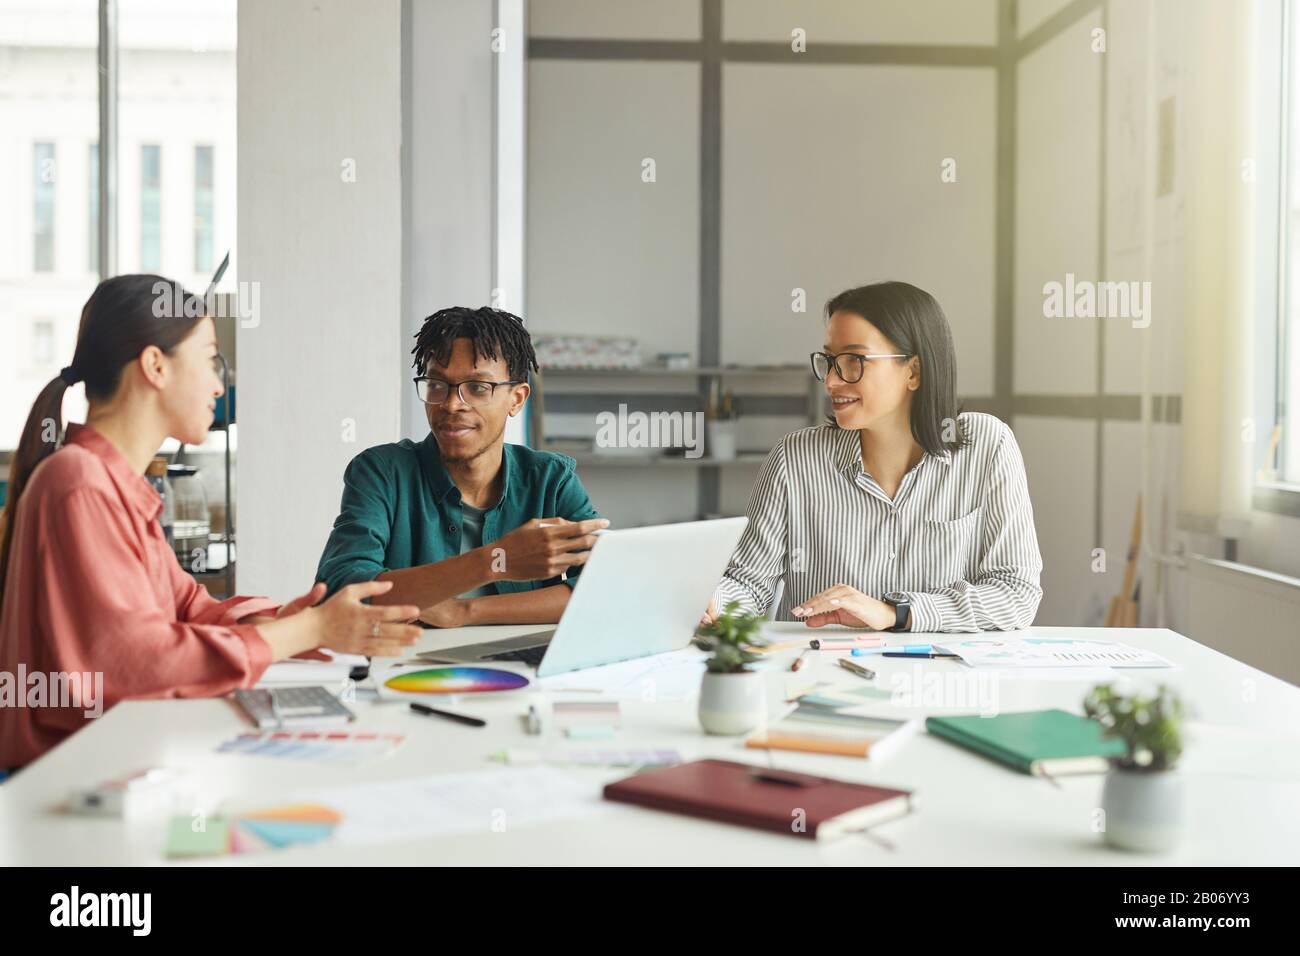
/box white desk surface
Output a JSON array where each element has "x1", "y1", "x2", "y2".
[{"x1": 2, "y1": 624, "x2": 1298, "y2": 866}]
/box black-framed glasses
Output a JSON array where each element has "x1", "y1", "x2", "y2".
[
  {"x1": 810, "y1": 350, "x2": 909, "y2": 384},
  {"x1": 414, "y1": 377, "x2": 523, "y2": 406}
]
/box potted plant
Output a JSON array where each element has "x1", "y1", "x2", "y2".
[
  {"x1": 692, "y1": 601, "x2": 768, "y2": 735},
  {"x1": 1083, "y1": 683, "x2": 1188, "y2": 852}
]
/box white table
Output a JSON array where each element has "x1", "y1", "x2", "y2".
[{"x1": 2, "y1": 625, "x2": 1298, "y2": 865}]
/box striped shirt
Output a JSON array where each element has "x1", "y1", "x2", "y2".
[{"x1": 714, "y1": 412, "x2": 1043, "y2": 632}]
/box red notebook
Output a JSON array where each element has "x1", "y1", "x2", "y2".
[{"x1": 603, "y1": 759, "x2": 913, "y2": 840}]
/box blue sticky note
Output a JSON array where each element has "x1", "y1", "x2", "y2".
[{"x1": 238, "y1": 819, "x2": 334, "y2": 848}]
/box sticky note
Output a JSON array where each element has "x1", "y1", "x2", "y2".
[
  {"x1": 565, "y1": 724, "x2": 617, "y2": 740},
  {"x1": 237, "y1": 819, "x2": 335, "y2": 849},
  {"x1": 164, "y1": 816, "x2": 230, "y2": 858}
]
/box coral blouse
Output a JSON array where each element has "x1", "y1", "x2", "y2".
[{"x1": 0, "y1": 424, "x2": 274, "y2": 769}]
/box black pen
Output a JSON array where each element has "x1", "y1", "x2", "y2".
[
  {"x1": 881, "y1": 652, "x2": 961, "y2": 659},
  {"x1": 409, "y1": 702, "x2": 486, "y2": 727}
]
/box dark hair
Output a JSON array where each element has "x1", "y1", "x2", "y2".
[
  {"x1": 411, "y1": 306, "x2": 539, "y2": 383},
  {"x1": 823, "y1": 280, "x2": 969, "y2": 456},
  {"x1": 0, "y1": 275, "x2": 206, "y2": 603}
]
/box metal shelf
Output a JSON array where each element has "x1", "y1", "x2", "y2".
[
  {"x1": 557, "y1": 451, "x2": 770, "y2": 468},
  {"x1": 538, "y1": 364, "x2": 809, "y2": 378}
]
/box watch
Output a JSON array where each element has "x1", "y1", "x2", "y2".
[{"x1": 882, "y1": 591, "x2": 911, "y2": 632}]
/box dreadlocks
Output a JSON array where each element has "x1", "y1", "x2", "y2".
[{"x1": 411, "y1": 306, "x2": 539, "y2": 382}]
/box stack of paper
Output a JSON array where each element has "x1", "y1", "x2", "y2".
[{"x1": 257, "y1": 650, "x2": 369, "y2": 686}]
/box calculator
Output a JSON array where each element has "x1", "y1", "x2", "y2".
[{"x1": 232, "y1": 686, "x2": 356, "y2": 730}]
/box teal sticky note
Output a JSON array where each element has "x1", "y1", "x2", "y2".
[
  {"x1": 238, "y1": 819, "x2": 334, "y2": 849},
  {"x1": 565, "y1": 725, "x2": 616, "y2": 741}
]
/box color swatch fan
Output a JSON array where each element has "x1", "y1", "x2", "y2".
[
  {"x1": 164, "y1": 802, "x2": 343, "y2": 859},
  {"x1": 378, "y1": 666, "x2": 529, "y2": 699}
]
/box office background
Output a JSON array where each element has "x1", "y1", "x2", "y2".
[{"x1": 2, "y1": 0, "x2": 1297, "y2": 683}]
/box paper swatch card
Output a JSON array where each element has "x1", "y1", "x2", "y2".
[{"x1": 215, "y1": 730, "x2": 405, "y2": 765}]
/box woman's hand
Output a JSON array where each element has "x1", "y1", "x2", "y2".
[
  {"x1": 791, "y1": 585, "x2": 896, "y2": 630},
  {"x1": 420, "y1": 598, "x2": 473, "y2": 628},
  {"x1": 698, "y1": 597, "x2": 718, "y2": 628},
  {"x1": 312, "y1": 580, "x2": 422, "y2": 656}
]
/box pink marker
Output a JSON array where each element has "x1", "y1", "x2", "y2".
[{"x1": 808, "y1": 637, "x2": 885, "y2": 650}]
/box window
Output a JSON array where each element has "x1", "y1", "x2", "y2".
[
  {"x1": 194, "y1": 145, "x2": 214, "y2": 272},
  {"x1": 1262, "y1": 0, "x2": 1300, "y2": 496},
  {"x1": 33, "y1": 143, "x2": 56, "y2": 272},
  {"x1": 89, "y1": 142, "x2": 99, "y2": 273},
  {"x1": 140, "y1": 144, "x2": 162, "y2": 271},
  {"x1": 1284, "y1": 5, "x2": 1300, "y2": 484},
  {"x1": 0, "y1": 1, "x2": 236, "y2": 452},
  {"x1": 120, "y1": 0, "x2": 237, "y2": 292},
  {"x1": 32, "y1": 321, "x2": 56, "y2": 367}
]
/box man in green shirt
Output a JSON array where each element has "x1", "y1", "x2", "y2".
[{"x1": 316, "y1": 306, "x2": 607, "y2": 626}]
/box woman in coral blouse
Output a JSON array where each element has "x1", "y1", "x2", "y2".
[{"x1": 0, "y1": 275, "x2": 421, "y2": 770}]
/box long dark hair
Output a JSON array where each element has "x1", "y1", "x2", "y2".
[
  {"x1": 0, "y1": 275, "x2": 206, "y2": 602},
  {"x1": 823, "y1": 280, "x2": 969, "y2": 456}
]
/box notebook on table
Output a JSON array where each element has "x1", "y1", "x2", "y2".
[
  {"x1": 603, "y1": 758, "x2": 913, "y2": 840},
  {"x1": 925, "y1": 709, "x2": 1127, "y2": 776}
]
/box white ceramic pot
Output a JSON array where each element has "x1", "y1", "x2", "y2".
[
  {"x1": 698, "y1": 670, "x2": 765, "y2": 735},
  {"x1": 707, "y1": 421, "x2": 738, "y2": 461},
  {"x1": 1101, "y1": 767, "x2": 1184, "y2": 852}
]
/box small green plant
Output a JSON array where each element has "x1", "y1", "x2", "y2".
[
  {"x1": 693, "y1": 601, "x2": 767, "y2": 674},
  {"x1": 1083, "y1": 683, "x2": 1187, "y2": 771}
]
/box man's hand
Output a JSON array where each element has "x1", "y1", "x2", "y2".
[
  {"x1": 276, "y1": 582, "x2": 327, "y2": 618},
  {"x1": 489, "y1": 517, "x2": 609, "y2": 582},
  {"x1": 791, "y1": 585, "x2": 896, "y2": 630},
  {"x1": 420, "y1": 598, "x2": 473, "y2": 629}
]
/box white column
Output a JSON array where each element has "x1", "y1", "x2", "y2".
[{"x1": 236, "y1": 0, "x2": 403, "y2": 597}]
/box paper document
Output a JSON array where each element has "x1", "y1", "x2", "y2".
[
  {"x1": 258, "y1": 650, "x2": 368, "y2": 686},
  {"x1": 936, "y1": 638, "x2": 1173, "y2": 669},
  {"x1": 293, "y1": 767, "x2": 613, "y2": 845},
  {"x1": 535, "y1": 648, "x2": 707, "y2": 701}
]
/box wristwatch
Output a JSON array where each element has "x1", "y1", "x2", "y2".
[{"x1": 882, "y1": 591, "x2": 911, "y2": 632}]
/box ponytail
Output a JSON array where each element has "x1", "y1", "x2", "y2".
[
  {"x1": 0, "y1": 276, "x2": 204, "y2": 607},
  {"x1": 0, "y1": 376, "x2": 71, "y2": 600}
]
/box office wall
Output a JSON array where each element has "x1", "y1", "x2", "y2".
[
  {"x1": 236, "y1": 0, "x2": 403, "y2": 598},
  {"x1": 526, "y1": 0, "x2": 1000, "y2": 530},
  {"x1": 524, "y1": 0, "x2": 1300, "y2": 660},
  {"x1": 402, "y1": 0, "x2": 496, "y2": 441}
]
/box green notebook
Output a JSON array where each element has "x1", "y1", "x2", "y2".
[{"x1": 926, "y1": 709, "x2": 1127, "y2": 776}]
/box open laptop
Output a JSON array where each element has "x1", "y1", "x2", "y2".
[{"x1": 421, "y1": 517, "x2": 748, "y2": 678}]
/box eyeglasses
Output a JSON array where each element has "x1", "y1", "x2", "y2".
[
  {"x1": 810, "y1": 350, "x2": 909, "y2": 384},
  {"x1": 414, "y1": 377, "x2": 523, "y2": 406}
]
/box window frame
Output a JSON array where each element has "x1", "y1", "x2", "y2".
[{"x1": 1255, "y1": 0, "x2": 1300, "y2": 517}]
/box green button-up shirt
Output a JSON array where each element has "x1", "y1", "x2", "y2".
[{"x1": 316, "y1": 435, "x2": 600, "y2": 597}]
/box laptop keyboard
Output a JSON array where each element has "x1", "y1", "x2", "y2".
[{"x1": 483, "y1": 645, "x2": 548, "y2": 667}]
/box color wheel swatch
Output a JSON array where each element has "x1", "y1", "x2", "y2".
[
  {"x1": 165, "y1": 803, "x2": 343, "y2": 858},
  {"x1": 383, "y1": 666, "x2": 529, "y2": 695}
]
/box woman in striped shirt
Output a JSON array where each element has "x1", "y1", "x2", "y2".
[{"x1": 712, "y1": 281, "x2": 1043, "y2": 633}]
